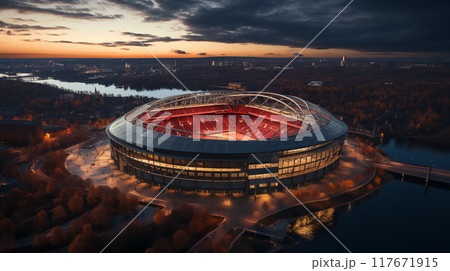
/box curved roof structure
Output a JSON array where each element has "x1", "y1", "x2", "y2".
[{"x1": 106, "y1": 91, "x2": 347, "y2": 155}]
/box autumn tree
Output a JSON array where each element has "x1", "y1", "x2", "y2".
[
  {"x1": 188, "y1": 220, "x2": 205, "y2": 236},
  {"x1": 33, "y1": 233, "x2": 48, "y2": 248},
  {"x1": 2, "y1": 162, "x2": 20, "y2": 178},
  {"x1": 172, "y1": 230, "x2": 192, "y2": 251},
  {"x1": 46, "y1": 181, "x2": 57, "y2": 196},
  {"x1": 118, "y1": 193, "x2": 137, "y2": 215},
  {"x1": 53, "y1": 205, "x2": 67, "y2": 223},
  {"x1": 68, "y1": 194, "x2": 84, "y2": 215},
  {"x1": 68, "y1": 223, "x2": 96, "y2": 253},
  {"x1": 86, "y1": 185, "x2": 97, "y2": 206},
  {"x1": 50, "y1": 226, "x2": 66, "y2": 246},
  {"x1": 0, "y1": 218, "x2": 16, "y2": 252},
  {"x1": 90, "y1": 204, "x2": 111, "y2": 228},
  {"x1": 34, "y1": 210, "x2": 49, "y2": 232}
]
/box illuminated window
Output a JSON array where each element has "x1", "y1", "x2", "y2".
[{"x1": 288, "y1": 160, "x2": 294, "y2": 167}]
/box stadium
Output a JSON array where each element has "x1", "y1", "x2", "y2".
[{"x1": 106, "y1": 91, "x2": 347, "y2": 195}]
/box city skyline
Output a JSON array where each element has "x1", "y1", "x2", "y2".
[{"x1": 1, "y1": 0, "x2": 449, "y2": 58}]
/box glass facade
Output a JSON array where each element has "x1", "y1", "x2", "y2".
[{"x1": 109, "y1": 136, "x2": 344, "y2": 195}]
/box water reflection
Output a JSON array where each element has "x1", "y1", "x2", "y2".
[
  {"x1": 289, "y1": 208, "x2": 336, "y2": 241},
  {"x1": 3, "y1": 74, "x2": 201, "y2": 99}
]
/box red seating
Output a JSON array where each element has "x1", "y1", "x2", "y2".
[{"x1": 139, "y1": 104, "x2": 304, "y2": 139}]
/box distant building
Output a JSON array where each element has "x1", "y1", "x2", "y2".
[
  {"x1": 307, "y1": 81, "x2": 324, "y2": 87},
  {"x1": 0, "y1": 119, "x2": 43, "y2": 145},
  {"x1": 227, "y1": 82, "x2": 246, "y2": 91},
  {"x1": 340, "y1": 55, "x2": 346, "y2": 67}
]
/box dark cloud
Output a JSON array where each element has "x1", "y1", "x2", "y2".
[
  {"x1": 198, "y1": 52, "x2": 207, "y2": 55},
  {"x1": 109, "y1": 0, "x2": 197, "y2": 22},
  {"x1": 47, "y1": 33, "x2": 67, "y2": 36},
  {"x1": 6, "y1": 30, "x2": 14, "y2": 35},
  {"x1": 42, "y1": 39, "x2": 153, "y2": 47},
  {"x1": 110, "y1": 0, "x2": 450, "y2": 53},
  {"x1": 0, "y1": 20, "x2": 70, "y2": 31},
  {"x1": 172, "y1": 49, "x2": 188, "y2": 55},
  {"x1": 121, "y1": 32, "x2": 181, "y2": 42},
  {"x1": 0, "y1": 0, "x2": 122, "y2": 20},
  {"x1": 22, "y1": 38, "x2": 155, "y2": 47},
  {"x1": 22, "y1": 38, "x2": 41, "y2": 42},
  {"x1": 121, "y1": 48, "x2": 130, "y2": 50},
  {"x1": 11, "y1": 18, "x2": 38, "y2": 23}
]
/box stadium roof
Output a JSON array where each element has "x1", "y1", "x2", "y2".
[{"x1": 106, "y1": 92, "x2": 347, "y2": 155}]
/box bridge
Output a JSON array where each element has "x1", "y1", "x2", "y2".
[
  {"x1": 375, "y1": 159, "x2": 450, "y2": 185},
  {"x1": 348, "y1": 129, "x2": 380, "y2": 138}
]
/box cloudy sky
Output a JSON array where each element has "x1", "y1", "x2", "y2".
[{"x1": 0, "y1": 0, "x2": 449, "y2": 58}]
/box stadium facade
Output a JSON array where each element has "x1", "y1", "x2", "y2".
[{"x1": 106, "y1": 92, "x2": 347, "y2": 195}]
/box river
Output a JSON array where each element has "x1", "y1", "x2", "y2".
[{"x1": 1, "y1": 74, "x2": 197, "y2": 99}]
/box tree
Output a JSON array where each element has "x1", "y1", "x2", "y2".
[
  {"x1": 33, "y1": 233, "x2": 48, "y2": 247},
  {"x1": 68, "y1": 224, "x2": 96, "y2": 253},
  {"x1": 188, "y1": 220, "x2": 205, "y2": 235},
  {"x1": 46, "y1": 181, "x2": 57, "y2": 196},
  {"x1": 50, "y1": 226, "x2": 66, "y2": 246},
  {"x1": 153, "y1": 209, "x2": 166, "y2": 227},
  {"x1": 86, "y1": 185, "x2": 97, "y2": 206},
  {"x1": 0, "y1": 218, "x2": 16, "y2": 252},
  {"x1": 53, "y1": 205, "x2": 67, "y2": 223},
  {"x1": 34, "y1": 210, "x2": 49, "y2": 232},
  {"x1": 68, "y1": 194, "x2": 84, "y2": 215},
  {"x1": 172, "y1": 230, "x2": 192, "y2": 251},
  {"x1": 326, "y1": 183, "x2": 337, "y2": 195},
  {"x1": 118, "y1": 193, "x2": 137, "y2": 215},
  {"x1": 57, "y1": 188, "x2": 72, "y2": 207},
  {"x1": 91, "y1": 204, "x2": 111, "y2": 228},
  {"x1": 2, "y1": 162, "x2": 20, "y2": 178}
]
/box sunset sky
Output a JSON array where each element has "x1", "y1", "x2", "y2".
[{"x1": 0, "y1": 0, "x2": 449, "y2": 58}]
